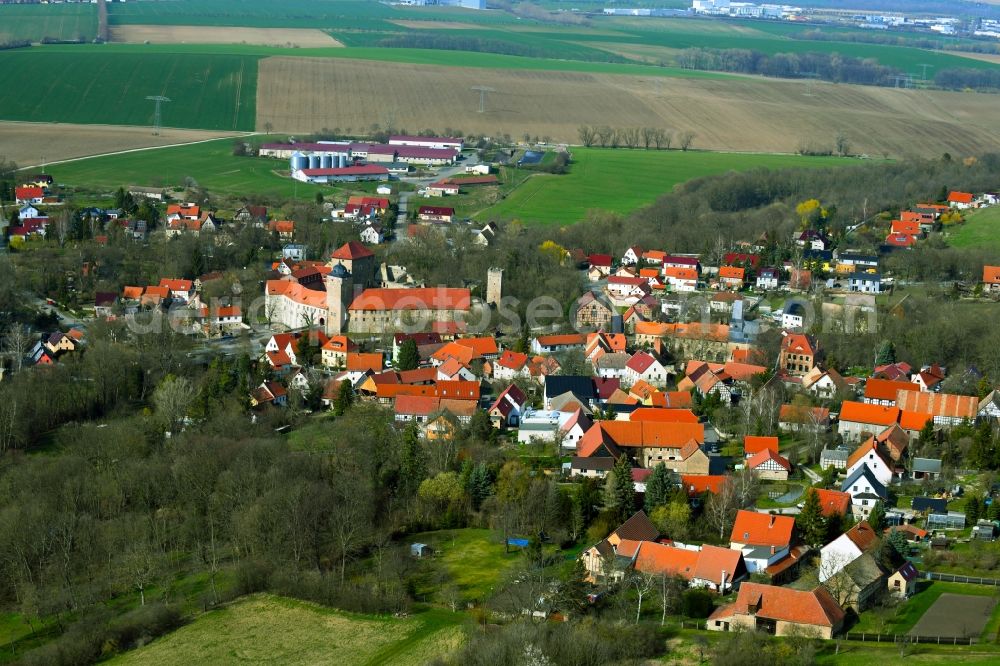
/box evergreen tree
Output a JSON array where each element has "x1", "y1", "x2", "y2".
[
  {"x1": 605, "y1": 455, "x2": 636, "y2": 524},
  {"x1": 887, "y1": 528, "x2": 909, "y2": 559},
  {"x1": 397, "y1": 338, "x2": 420, "y2": 371},
  {"x1": 867, "y1": 500, "x2": 886, "y2": 533},
  {"x1": 643, "y1": 462, "x2": 672, "y2": 513},
  {"x1": 796, "y1": 488, "x2": 827, "y2": 547},
  {"x1": 966, "y1": 494, "x2": 983, "y2": 526},
  {"x1": 332, "y1": 379, "x2": 355, "y2": 416},
  {"x1": 399, "y1": 424, "x2": 427, "y2": 498},
  {"x1": 875, "y1": 340, "x2": 896, "y2": 366},
  {"x1": 467, "y1": 463, "x2": 493, "y2": 511},
  {"x1": 467, "y1": 408, "x2": 496, "y2": 445},
  {"x1": 513, "y1": 325, "x2": 530, "y2": 354}
]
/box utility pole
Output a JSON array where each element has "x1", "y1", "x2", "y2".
[
  {"x1": 145, "y1": 95, "x2": 171, "y2": 135},
  {"x1": 918, "y1": 63, "x2": 933, "y2": 82},
  {"x1": 471, "y1": 85, "x2": 496, "y2": 114}
]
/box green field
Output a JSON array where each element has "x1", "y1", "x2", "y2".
[
  {"x1": 0, "y1": 3, "x2": 97, "y2": 43},
  {"x1": 478, "y1": 148, "x2": 851, "y2": 225},
  {"x1": 109, "y1": 594, "x2": 463, "y2": 666},
  {"x1": 0, "y1": 50, "x2": 257, "y2": 131},
  {"x1": 410, "y1": 528, "x2": 523, "y2": 603},
  {"x1": 948, "y1": 207, "x2": 1000, "y2": 252},
  {"x1": 47, "y1": 137, "x2": 327, "y2": 199},
  {"x1": 851, "y1": 580, "x2": 1000, "y2": 637}
]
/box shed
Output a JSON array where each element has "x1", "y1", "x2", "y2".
[
  {"x1": 911, "y1": 457, "x2": 942, "y2": 481},
  {"x1": 973, "y1": 520, "x2": 997, "y2": 541},
  {"x1": 911, "y1": 497, "x2": 947, "y2": 514},
  {"x1": 411, "y1": 543, "x2": 433, "y2": 558}
]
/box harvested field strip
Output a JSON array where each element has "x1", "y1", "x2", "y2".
[
  {"x1": 0, "y1": 122, "x2": 243, "y2": 168},
  {"x1": 0, "y1": 50, "x2": 257, "y2": 131},
  {"x1": 255, "y1": 56, "x2": 1000, "y2": 158},
  {"x1": 110, "y1": 25, "x2": 344, "y2": 47},
  {"x1": 0, "y1": 3, "x2": 98, "y2": 43}
]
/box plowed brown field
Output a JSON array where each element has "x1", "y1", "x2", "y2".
[
  {"x1": 256, "y1": 56, "x2": 1000, "y2": 158},
  {"x1": 0, "y1": 122, "x2": 242, "y2": 168},
  {"x1": 111, "y1": 26, "x2": 342, "y2": 48}
]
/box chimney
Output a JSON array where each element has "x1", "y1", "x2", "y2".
[{"x1": 769, "y1": 514, "x2": 776, "y2": 528}]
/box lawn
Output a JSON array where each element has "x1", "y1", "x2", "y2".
[
  {"x1": 409, "y1": 528, "x2": 524, "y2": 603},
  {"x1": 47, "y1": 137, "x2": 329, "y2": 199},
  {"x1": 0, "y1": 50, "x2": 257, "y2": 131},
  {"x1": 108, "y1": 594, "x2": 464, "y2": 665},
  {"x1": 0, "y1": 3, "x2": 97, "y2": 43},
  {"x1": 947, "y1": 207, "x2": 1000, "y2": 252},
  {"x1": 477, "y1": 148, "x2": 852, "y2": 225}
]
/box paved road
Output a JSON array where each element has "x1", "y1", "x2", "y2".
[{"x1": 391, "y1": 154, "x2": 482, "y2": 244}]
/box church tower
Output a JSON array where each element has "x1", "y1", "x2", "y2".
[
  {"x1": 325, "y1": 263, "x2": 353, "y2": 335},
  {"x1": 486, "y1": 267, "x2": 503, "y2": 306}
]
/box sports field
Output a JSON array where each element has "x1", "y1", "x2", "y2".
[
  {"x1": 109, "y1": 594, "x2": 463, "y2": 665},
  {"x1": 0, "y1": 50, "x2": 257, "y2": 131},
  {"x1": 0, "y1": 122, "x2": 243, "y2": 168},
  {"x1": 46, "y1": 138, "x2": 323, "y2": 199},
  {"x1": 948, "y1": 207, "x2": 1000, "y2": 251},
  {"x1": 0, "y1": 3, "x2": 97, "y2": 43},
  {"x1": 479, "y1": 148, "x2": 849, "y2": 225}
]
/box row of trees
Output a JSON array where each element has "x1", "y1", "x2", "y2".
[
  {"x1": 576, "y1": 125, "x2": 694, "y2": 151},
  {"x1": 676, "y1": 47, "x2": 904, "y2": 87}
]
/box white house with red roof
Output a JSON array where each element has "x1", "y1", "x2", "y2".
[
  {"x1": 746, "y1": 448, "x2": 791, "y2": 481},
  {"x1": 15, "y1": 186, "x2": 44, "y2": 205},
  {"x1": 729, "y1": 510, "x2": 796, "y2": 573},
  {"x1": 488, "y1": 384, "x2": 528, "y2": 429},
  {"x1": 493, "y1": 350, "x2": 531, "y2": 381},
  {"x1": 623, "y1": 351, "x2": 668, "y2": 387},
  {"x1": 621, "y1": 246, "x2": 643, "y2": 265},
  {"x1": 846, "y1": 437, "x2": 894, "y2": 487},
  {"x1": 947, "y1": 191, "x2": 974, "y2": 209}
]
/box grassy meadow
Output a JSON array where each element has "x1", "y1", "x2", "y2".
[
  {"x1": 478, "y1": 148, "x2": 851, "y2": 225},
  {"x1": 108, "y1": 594, "x2": 464, "y2": 666},
  {"x1": 409, "y1": 528, "x2": 523, "y2": 603},
  {"x1": 0, "y1": 3, "x2": 97, "y2": 43},
  {"x1": 46, "y1": 137, "x2": 326, "y2": 199},
  {"x1": 0, "y1": 50, "x2": 257, "y2": 131},
  {"x1": 948, "y1": 207, "x2": 1000, "y2": 252}
]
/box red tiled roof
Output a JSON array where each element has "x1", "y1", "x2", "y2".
[
  {"x1": 744, "y1": 436, "x2": 779, "y2": 456},
  {"x1": 346, "y1": 352, "x2": 383, "y2": 372},
  {"x1": 844, "y1": 521, "x2": 879, "y2": 552},
  {"x1": 719, "y1": 266, "x2": 745, "y2": 280},
  {"x1": 839, "y1": 401, "x2": 900, "y2": 427},
  {"x1": 301, "y1": 165, "x2": 389, "y2": 177},
  {"x1": 496, "y1": 350, "x2": 529, "y2": 370},
  {"x1": 589, "y1": 253, "x2": 613, "y2": 267},
  {"x1": 947, "y1": 191, "x2": 973, "y2": 204},
  {"x1": 782, "y1": 333, "x2": 817, "y2": 355},
  {"x1": 331, "y1": 241, "x2": 375, "y2": 260},
  {"x1": 629, "y1": 408, "x2": 699, "y2": 424},
  {"x1": 15, "y1": 186, "x2": 43, "y2": 199},
  {"x1": 711, "y1": 583, "x2": 845, "y2": 629},
  {"x1": 535, "y1": 333, "x2": 586, "y2": 347},
  {"x1": 895, "y1": 390, "x2": 978, "y2": 420},
  {"x1": 984, "y1": 266, "x2": 1000, "y2": 284},
  {"x1": 681, "y1": 475, "x2": 726, "y2": 496},
  {"x1": 747, "y1": 448, "x2": 791, "y2": 472},
  {"x1": 810, "y1": 488, "x2": 851, "y2": 517},
  {"x1": 349, "y1": 288, "x2": 471, "y2": 312},
  {"x1": 729, "y1": 510, "x2": 794, "y2": 548},
  {"x1": 418, "y1": 205, "x2": 455, "y2": 216},
  {"x1": 864, "y1": 378, "x2": 919, "y2": 403}
]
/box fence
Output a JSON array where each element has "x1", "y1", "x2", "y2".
[
  {"x1": 843, "y1": 632, "x2": 977, "y2": 646},
  {"x1": 925, "y1": 571, "x2": 1000, "y2": 586}
]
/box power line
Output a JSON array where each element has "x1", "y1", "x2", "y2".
[
  {"x1": 145, "y1": 95, "x2": 171, "y2": 135},
  {"x1": 470, "y1": 86, "x2": 496, "y2": 114}
]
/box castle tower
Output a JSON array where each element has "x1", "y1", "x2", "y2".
[
  {"x1": 486, "y1": 267, "x2": 503, "y2": 306},
  {"x1": 325, "y1": 264, "x2": 353, "y2": 335}
]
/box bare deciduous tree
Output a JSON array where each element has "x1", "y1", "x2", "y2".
[
  {"x1": 3, "y1": 324, "x2": 29, "y2": 373},
  {"x1": 679, "y1": 130, "x2": 696, "y2": 151}
]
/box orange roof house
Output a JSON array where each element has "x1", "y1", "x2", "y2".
[
  {"x1": 890, "y1": 219, "x2": 922, "y2": 236},
  {"x1": 729, "y1": 510, "x2": 794, "y2": 549},
  {"x1": 947, "y1": 191, "x2": 973, "y2": 205},
  {"x1": 331, "y1": 241, "x2": 376, "y2": 260},
  {"x1": 895, "y1": 390, "x2": 978, "y2": 422},
  {"x1": 984, "y1": 265, "x2": 1000, "y2": 286},
  {"x1": 346, "y1": 352, "x2": 384, "y2": 373},
  {"x1": 864, "y1": 378, "x2": 919, "y2": 404},
  {"x1": 632, "y1": 541, "x2": 747, "y2": 590},
  {"x1": 349, "y1": 288, "x2": 471, "y2": 313},
  {"x1": 718, "y1": 266, "x2": 745, "y2": 282},
  {"x1": 743, "y1": 436, "x2": 779, "y2": 457},
  {"x1": 708, "y1": 583, "x2": 845, "y2": 637},
  {"x1": 680, "y1": 475, "x2": 726, "y2": 496},
  {"x1": 809, "y1": 488, "x2": 851, "y2": 517},
  {"x1": 629, "y1": 408, "x2": 699, "y2": 424}
]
